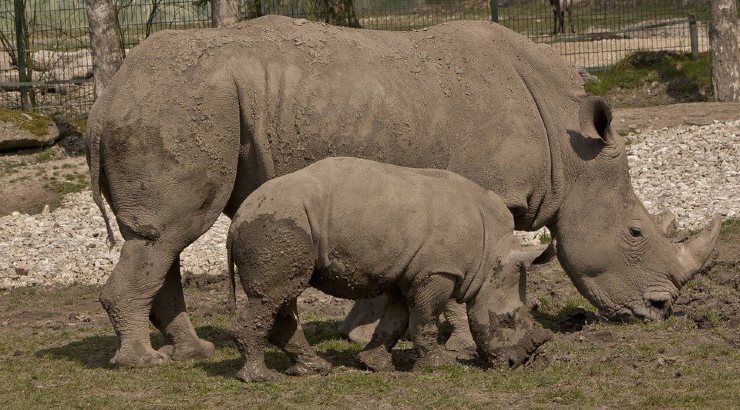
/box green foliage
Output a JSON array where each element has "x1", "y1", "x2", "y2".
[
  {"x1": 538, "y1": 230, "x2": 552, "y2": 245},
  {"x1": 585, "y1": 51, "x2": 712, "y2": 100}
]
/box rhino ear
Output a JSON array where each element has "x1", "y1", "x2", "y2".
[
  {"x1": 509, "y1": 241, "x2": 557, "y2": 270},
  {"x1": 579, "y1": 96, "x2": 613, "y2": 143}
]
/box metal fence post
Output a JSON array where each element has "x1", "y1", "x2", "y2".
[
  {"x1": 688, "y1": 14, "x2": 699, "y2": 60},
  {"x1": 490, "y1": 0, "x2": 498, "y2": 23},
  {"x1": 14, "y1": 0, "x2": 29, "y2": 111}
]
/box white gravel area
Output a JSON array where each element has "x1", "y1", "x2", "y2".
[{"x1": 1, "y1": 121, "x2": 738, "y2": 289}]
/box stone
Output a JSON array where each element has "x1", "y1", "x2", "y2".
[{"x1": 0, "y1": 109, "x2": 60, "y2": 152}]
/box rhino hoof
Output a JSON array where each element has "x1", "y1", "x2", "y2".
[
  {"x1": 162, "y1": 338, "x2": 215, "y2": 361},
  {"x1": 285, "y1": 356, "x2": 332, "y2": 376},
  {"x1": 236, "y1": 366, "x2": 284, "y2": 383},
  {"x1": 110, "y1": 345, "x2": 172, "y2": 368},
  {"x1": 356, "y1": 347, "x2": 394, "y2": 372}
]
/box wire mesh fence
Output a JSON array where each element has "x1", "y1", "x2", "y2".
[{"x1": 0, "y1": 0, "x2": 730, "y2": 118}]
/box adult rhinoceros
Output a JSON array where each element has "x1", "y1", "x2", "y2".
[{"x1": 86, "y1": 15, "x2": 720, "y2": 367}]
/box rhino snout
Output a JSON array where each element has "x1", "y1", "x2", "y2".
[{"x1": 630, "y1": 291, "x2": 675, "y2": 322}]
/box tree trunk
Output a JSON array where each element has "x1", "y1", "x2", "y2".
[
  {"x1": 324, "y1": 0, "x2": 361, "y2": 28},
  {"x1": 710, "y1": 0, "x2": 740, "y2": 102},
  {"x1": 246, "y1": 0, "x2": 262, "y2": 19},
  {"x1": 84, "y1": 0, "x2": 124, "y2": 100},
  {"x1": 212, "y1": 0, "x2": 241, "y2": 28}
]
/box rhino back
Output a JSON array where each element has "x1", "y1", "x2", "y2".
[{"x1": 94, "y1": 16, "x2": 586, "y2": 230}]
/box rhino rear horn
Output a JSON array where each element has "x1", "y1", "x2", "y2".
[
  {"x1": 652, "y1": 210, "x2": 678, "y2": 238},
  {"x1": 579, "y1": 96, "x2": 613, "y2": 142},
  {"x1": 674, "y1": 215, "x2": 722, "y2": 287}
]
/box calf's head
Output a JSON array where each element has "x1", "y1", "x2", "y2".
[{"x1": 553, "y1": 96, "x2": 721, "y2": 321}]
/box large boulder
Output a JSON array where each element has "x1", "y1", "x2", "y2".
[{"x1": 0, "y1": 109, "x2": 60, "y2": 152}]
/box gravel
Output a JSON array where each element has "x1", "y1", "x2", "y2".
[{"x1": 1, "y1": 121, "x2": 738, "y2": 289}]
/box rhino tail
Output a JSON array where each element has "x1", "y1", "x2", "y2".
[
  {"x1": 226, "y1": 225, "x2": 237, "y2": 312},
  {"x1": 86, "y1": 123, "x2": 116, "y2": 249}
]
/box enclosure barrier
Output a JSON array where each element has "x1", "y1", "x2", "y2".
[{"x1": 0, "y1": 0, "x2": 726, "y2": 118}]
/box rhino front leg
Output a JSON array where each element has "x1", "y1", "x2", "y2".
[
  {"x1": 151, "y1": 254, "x2": 214, "y2": 361},
  {"x1": 356, "y1": 288, "x2": 408, "y2": 372},
  {"x1": 442, "y1": 301, "x2": 477, "y2": 359},
  {"x1": 407, "y1": 273, "x2": 459, "y2": 370}
]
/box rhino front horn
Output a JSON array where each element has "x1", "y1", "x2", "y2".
[{"x1": 674, "y1": 215, "x2": 722, "y2": 287}]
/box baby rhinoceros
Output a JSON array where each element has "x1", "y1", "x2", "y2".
[{"x1": 227, "y1": 157, "x2": 554, "y2": 382}]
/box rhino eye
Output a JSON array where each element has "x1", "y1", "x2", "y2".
[{"x1": 629, "y1": 227, "x2": 642, "y2": 237}]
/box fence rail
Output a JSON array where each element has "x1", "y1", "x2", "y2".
[{"x1": 0, "y1": 0, "x2": 727, "y2": 118}]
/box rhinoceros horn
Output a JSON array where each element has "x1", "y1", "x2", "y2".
[{"x1": 673, "y1": 215, "x2": 722, "y2": 287}]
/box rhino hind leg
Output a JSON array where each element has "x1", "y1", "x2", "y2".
[
  {"x1": 338, "y1": 296, "x2": 387, "y2": 344},
  {"x1": 101, "y1": 238, "x2": 178, "y2": 367},
  {"x1": 233, "y1": 295, "x2": 285, "y2": 383},
  {"x1": 356, "y1": 288, "x2": 408, "y2": 372},
  {"x1": 407, "y1": 273, "x2": 459, "y2": 370},
  {"x1": 151, "y1": 255, "x2": 214, "y2": 361}
]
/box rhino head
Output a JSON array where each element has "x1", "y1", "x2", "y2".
[{"x1": 551, "y1": 96, "x2": 721, "y2": 321}]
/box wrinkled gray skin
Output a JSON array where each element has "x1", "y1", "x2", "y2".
[
  {"x1": 86, "y1": 16, "x2": 721, "y2": 367},
  {"x1": 227, "y1": 158, "x2": 554, "y2": 381}
]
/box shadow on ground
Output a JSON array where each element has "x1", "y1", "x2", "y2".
[{"x1": 36, "y1": 334, "x2": 118, "y2": 369}]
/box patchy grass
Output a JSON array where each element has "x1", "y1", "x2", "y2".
[
  {"x1": 43, "y1": 172, "x2": 88, "y2": 196},
  {"x1": 721, "y1": 218, "x2": 740, "y2": 235},
  {"x1": 0, "y1": 303, "x2": 738, "y2": 408},
  {"x1": 585, "y1": 51, "x2": 712, "y2": 107},
  {"x1": 0, "y1": 216, "x2": 737, "y2": 407}
]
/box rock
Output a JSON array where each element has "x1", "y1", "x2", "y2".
[{"x1": 0, "y1": 109, "x2": 60, "y2": 152}]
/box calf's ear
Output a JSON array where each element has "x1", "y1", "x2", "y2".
[
  {"x1": 579, "y1": 96, "x2": 613, "y2": 143},
  {"x1": 509, "y1": 241, "x2": 557, "y2": 270}
]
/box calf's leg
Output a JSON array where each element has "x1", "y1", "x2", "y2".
[
  {"x1": 442, "y1": 301, "x2": 477, "y2": 359},
  {"x1": 269, "y1": 299, "x2": 332, "y2": 376},
  {"x1": 407, "y1": 273, "x2": 458, "y2": 370},
  {"x1": 356, "y1": 288, "x2": 409, "y2": 371}
]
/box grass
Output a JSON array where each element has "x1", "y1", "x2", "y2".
[
  {"x1": 721, "y1": 218, "x2": 740, "y2": 235},
  {"x1": 1, "y1": 311, "x2": 738, "y2": 408},
  {"x1": 43, "y1": 172, "x2": 88, "y2": 196},
  {"x1": 585, "y1": 51, "x2": 712, "y2": 100}
]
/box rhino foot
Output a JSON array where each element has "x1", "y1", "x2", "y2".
[
  {"x1": 110, "y1": 342, "x2": 172, "y2": 367},
  {"x1": 413, "y1": 348, "x2": 458, "y2": 371},
  {"x1": 236, "y1": 364, "x2": 284, "y2": 383},
  {"x1": 444, "y1": 331, "x2": 478, "y2": 360},
  {"x1": 285, "y1": 355, "x2": 332, "y2": 376},
  {"x1": 356, "y1": 347, "x2": 394, "y2": 372},
  {"x1": 159, "y1": 338, "x2": 215, "y2": 361},
  {"x1": 489, "y1": 327, "x2": 553, "y2": 369}
]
